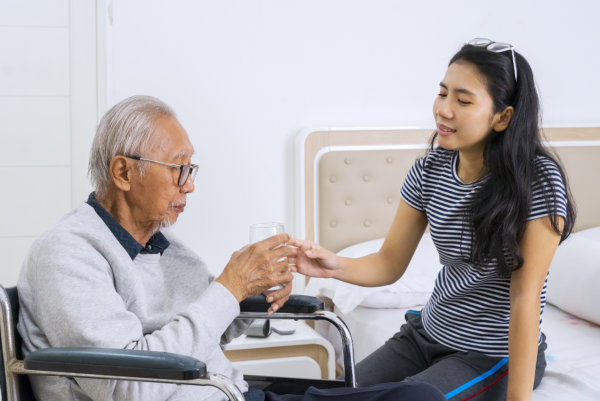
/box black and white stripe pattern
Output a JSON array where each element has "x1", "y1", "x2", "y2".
[{"x1": 401, "y1": 148, "x2": 567, "y2": 357}]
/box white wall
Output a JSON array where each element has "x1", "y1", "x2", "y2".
[
  {"x1": 0, "y1": 0, "x2": 97, "y2": 286},
  {"x1": 2, "y1": 1, "x2": 599, "y2": 286},
  {"x1": 102, "y1": 0, "x2": 600, "y2": 278}
]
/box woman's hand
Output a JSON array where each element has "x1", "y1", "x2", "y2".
[{"x1": 287, "y1": 238, "x2": 341, "y2": 279}]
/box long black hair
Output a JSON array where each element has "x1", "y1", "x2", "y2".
[{"x1": 430, "y1": 43, "x2": 576, "y2": 275}]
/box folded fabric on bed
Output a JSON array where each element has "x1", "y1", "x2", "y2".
[
  {"x1": 304, "y1": 234, "x2": 442, "y2": 313},
  {"x1": 547, "y1": 227, "x2": 600, "y2": 325},
  {"x1": 574, "y1": 226, "x2": 600, "y2": 242}
]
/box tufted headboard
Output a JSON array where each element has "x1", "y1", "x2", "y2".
[{"x1": 296, "y1": 127, "x2": 600, "y2": 253}]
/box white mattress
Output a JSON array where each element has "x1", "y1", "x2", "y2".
[{"x1": 318, "y1": 304, "x2": 600, "y2": 400}]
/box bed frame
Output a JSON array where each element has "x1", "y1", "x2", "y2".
[{"x1": 296, "y1": 126, "x2": 600, "y2": 254}]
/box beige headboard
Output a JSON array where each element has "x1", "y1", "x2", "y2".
[{"x1": 298, "y1": 127, "x2": 600, "y2": 253}]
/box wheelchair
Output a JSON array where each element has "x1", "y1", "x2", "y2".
[{"x1": 1, "y1": 284, "x2": 356, "y2": 401}]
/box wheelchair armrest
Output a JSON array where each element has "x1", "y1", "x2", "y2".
[
  {"x1": 240, "y1": 294, "x2": 324, "y2": 313},
  {"x1": 24, "y1": 347, "x2": 206, "y2": 380}
]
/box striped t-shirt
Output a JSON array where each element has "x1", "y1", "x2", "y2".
[{"x1": 401, "y1": 148, "x2": 568, "y2": 357}]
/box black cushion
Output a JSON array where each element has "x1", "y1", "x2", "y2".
[
  {"x1": 240, "y1": 294, "x2": 324, "y2": 313},
  {"x1": 25, "y1": 347, "x2": 206, "y2": 381}
]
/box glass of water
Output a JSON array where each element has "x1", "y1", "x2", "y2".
[{"x1": 249, "y1": 222, "x2": 286, "y2": 291}]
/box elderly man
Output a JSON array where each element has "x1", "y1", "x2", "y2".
[{"x1": 17, "y1": 96, "x2": 446, "y2": 401}]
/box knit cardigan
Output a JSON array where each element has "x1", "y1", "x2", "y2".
[{"x1": 17, "y1": 202, "x2": 249, "y2": 401}]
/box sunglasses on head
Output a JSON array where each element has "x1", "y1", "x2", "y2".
[{"x1": 468, "y1": 38, "x2": 517, "y2": 82}]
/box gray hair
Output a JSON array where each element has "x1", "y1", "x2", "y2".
[{"x1": 88, "y1": 95, "x2": 176, "y2": 198}]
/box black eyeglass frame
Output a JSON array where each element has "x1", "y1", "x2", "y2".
[
  {"x1": 124, "y1": 155, "x2": 199, "y2": 187},
  {"x1": 468, "y1": 38, "x2": 518, "y2": 82}
]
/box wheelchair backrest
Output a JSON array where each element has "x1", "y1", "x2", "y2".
[{"x1": 1, "y1": 285, "x2": 36, "y2": 401}]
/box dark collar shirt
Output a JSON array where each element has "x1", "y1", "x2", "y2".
[{"x1": 86, "y1": 192, "x2": 170, "y2": 260}]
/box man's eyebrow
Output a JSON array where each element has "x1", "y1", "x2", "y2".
[
  {"x1": 439, "y1": 82, "x2": 476, "y2": 97},
  {"x1": 174, "y1": 150, "x2": 195, "y2": 160}
]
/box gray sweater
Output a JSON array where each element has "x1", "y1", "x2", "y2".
[{"x1": 17, "y1": 202, "x2": 250, "y2": 401}]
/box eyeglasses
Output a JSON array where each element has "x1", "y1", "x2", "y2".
[
  {"x1": 468, "y1": 38, "x2": 517, "y2": 82},
  {"x1": 124, "y1": 155, "x2": 199, "y2": 186}
]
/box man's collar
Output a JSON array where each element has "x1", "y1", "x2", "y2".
[{"x1": 87, "y1": 192, "x2": 170, "y2": 260}]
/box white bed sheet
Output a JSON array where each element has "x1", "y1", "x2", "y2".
[{"x1": 320, "y1": 304, "x2": 600, "y2": 400}]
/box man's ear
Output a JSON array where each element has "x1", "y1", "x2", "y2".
[
  {"x1": 492, "y1": 106, "x2": 514, "y2": 132},
  {"x1": 108, "y1": 156, "x2": 133, "y2": 192}
]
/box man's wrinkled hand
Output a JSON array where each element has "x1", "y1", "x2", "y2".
[{"x1": 216, "y1": 233, "x2": 294, "y2": 302}]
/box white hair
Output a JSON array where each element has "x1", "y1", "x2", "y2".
[{"x1": 88, "y1": 95, "x2": 176, "y2": 198}]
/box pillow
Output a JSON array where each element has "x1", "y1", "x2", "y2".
[
  {"x1": 546, "y1": 233, "x2": 600, "y2": 325},
  {"x1": 304, "y1": 234, "x2": 441, "y2": 313}
]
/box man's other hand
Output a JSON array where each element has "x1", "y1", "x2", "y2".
[{"x1": 264, "y1": 281, "x2": 292, "y2": 315}]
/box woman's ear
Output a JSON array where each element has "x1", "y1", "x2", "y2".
[
  {"x1": 492, "y1": 106, "x2": 514, "y2": 132},
  {"x1": 108, "y1": 156, "x2": 133, "y2": 192}
]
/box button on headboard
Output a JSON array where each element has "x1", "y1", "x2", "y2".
[{"x1": 298, "y1": 127, "x2": 600, "y2": 253}]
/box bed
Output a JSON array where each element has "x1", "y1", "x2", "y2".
[{"x1": 296, "y1": 126, "x2": 600, "y2": 400}]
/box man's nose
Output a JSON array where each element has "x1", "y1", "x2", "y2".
[{"x1": 181, "y1": 174, "x2": 195, "y2": 193}]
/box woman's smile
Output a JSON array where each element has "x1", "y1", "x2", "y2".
[{"x1": 437, "y1": 123, "x2": 456, "y2": 136}]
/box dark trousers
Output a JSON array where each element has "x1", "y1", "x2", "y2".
[
  {"x1": 243, "y1": 381, "x2": 446, "y2": 401},
  {"x1": 354, "y1": 311, "x2": 547, "y2": 401}
]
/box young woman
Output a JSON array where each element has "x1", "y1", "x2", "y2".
[{"x1": 289, "y1": 39, "x2": 575, "y2": 401}]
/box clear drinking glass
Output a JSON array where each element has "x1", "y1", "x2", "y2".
[
  {"x1": 249, "y1": 222, "x2": 286, "y2": 291},
  {"x1": 249, "y1": 222, "x2": 284, "y2": 244}
]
